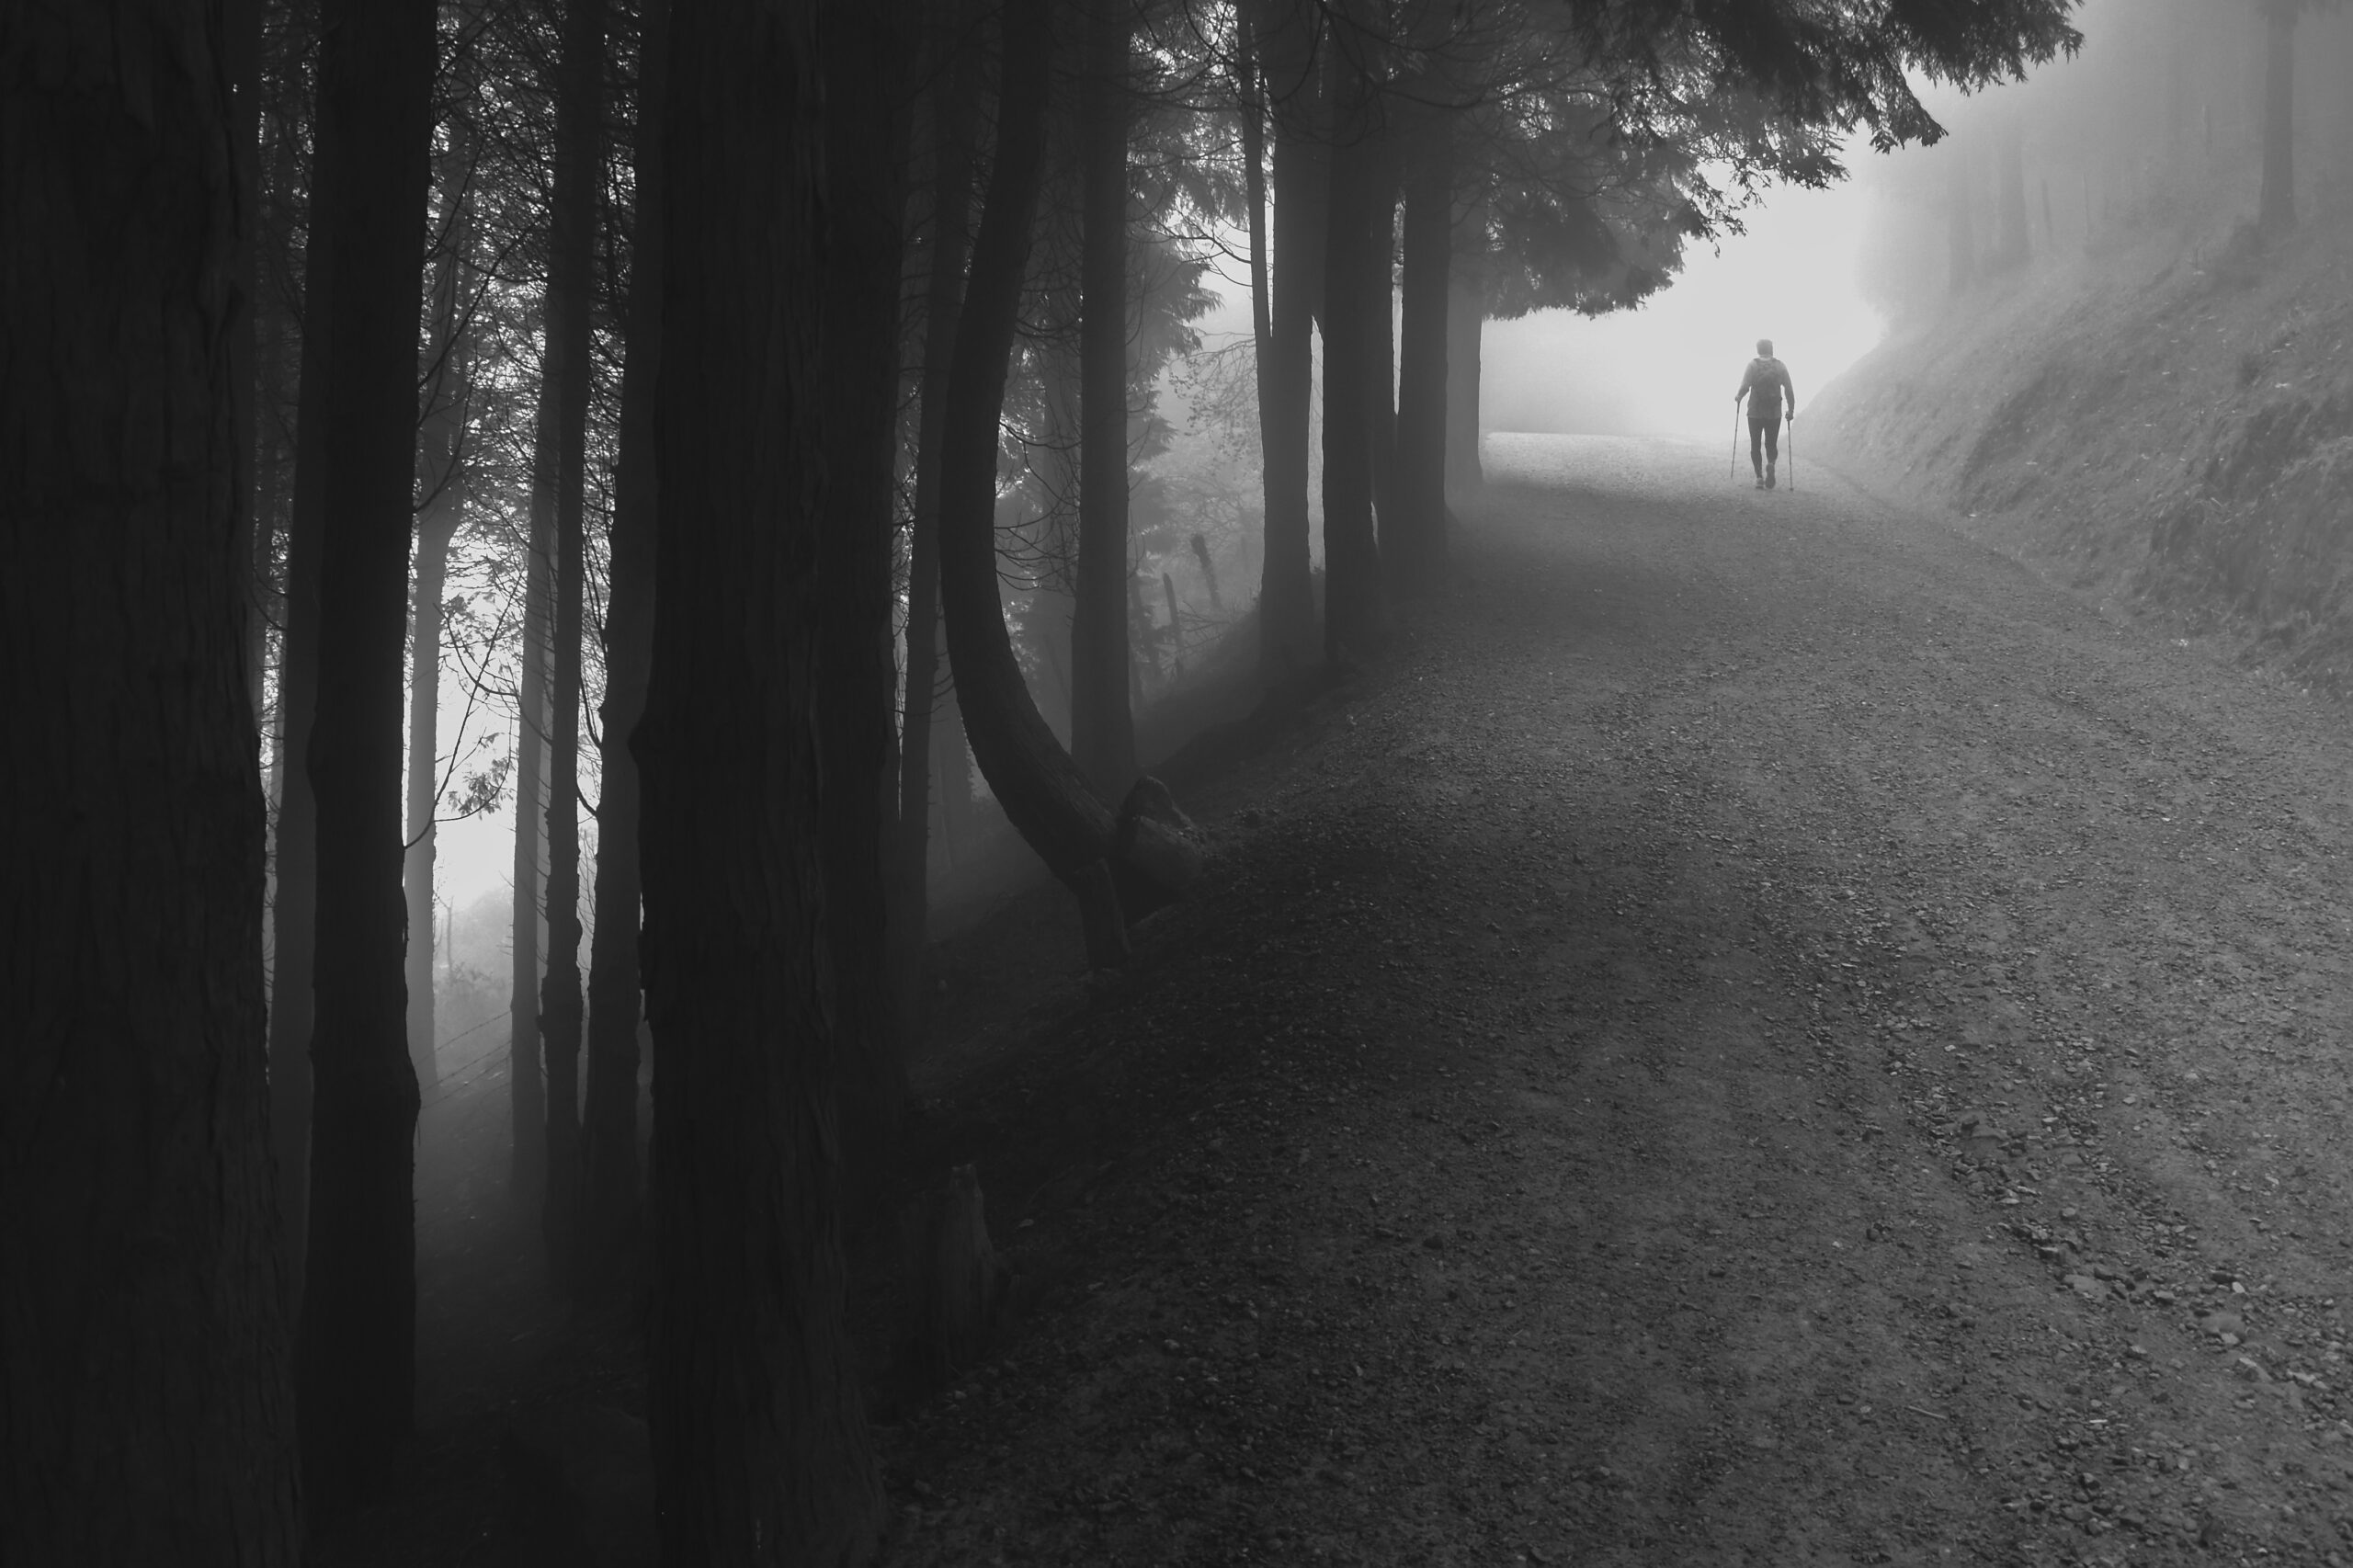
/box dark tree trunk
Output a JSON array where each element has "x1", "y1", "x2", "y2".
[
  {"x1": 296, "y1": 0, "x2": 436, "y2": 1515},
  {"x1": 1256, "y1": 0, "x2": 1322, "y2": 674},
  {"x1": 1367, "y1": 150, "x2": 1400, "y2": 559},
  {"x1": 937, "y1": 0, "x2": 1138, "y2": 966},
  {"x1": 818, "y1": 0, "x2": 913, "y2": 1214},
  {"x1": 1237, "y1": 6, "x2": 1278, "y2": 559},
  {"x1": 2, "y1": 6, "x2": 302, "y2": 1557},
  {"x1": 271, "y1": 78, "x2": 334, "y2": 1322},
  {"x1": 509, "y1": 381, "x2": 552, "y2": 1206},
  {"x1": 639, "y1": 0, "x2": 886, "y2": 1556},
  {"x1": 1443, "y1": 205, "x2": 1483, "y2": 494},
  {"x1": 1320, "y1": 66, "x2": 1387, "y2": 665},
  {"x1": 539, "y1": 0, "x2": 606, "y2": 1292},
  {"x1": 1071, "y1": 0, "x2": 1137, "y2": 797},
  {"x1": 1392, "y1": 110, "x2": 1450, "y2": 585},
  {"x1": 891, "y1": 49, "x2": 978, "y2": 1058},
  {"x1": 581, "y1": 0, "x2": 668, "y2": 1295},
  {"x1": 2259, "y1": 0, "x2": 2295, "y2": 235},
  {"x1": 406, "y1": 135, "x2": 472, "y2": 1098}
]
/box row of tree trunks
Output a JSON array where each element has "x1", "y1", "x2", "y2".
[
  {"x1": 296, "y1": 0, "x2": 438, "y2": 1515},
  {"x1": 1391, "y1": 110, "x2": 1451, "y2": 585},
  {"x1": 638, "y1": 0, "x2": 886, "y2": 1553},
  {"x1": 1254, "y1": 0, "x2": 1323, "y2": 675},
  {"x1": 817, "y1": 0, "x2": 914, "y2": 1213},
  {"x1": 579, "y1": 0, "x2": 669, "y2": 1298},
  {"x1": 1069, "y1": 0, "x2": 1138, "y2": 799},
  {"x1": 4, "y1": 3, "x2": 303, "y2": 1556},
  {"x1": 890, "y1": 48, "x2": 979, "y2": 1058},
  {"x1": 539, "y1": 0, "x2": 607, "y2": 1290}
]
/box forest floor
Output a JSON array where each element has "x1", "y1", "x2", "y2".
[{"x1": 338, "y1": 432, "x2": 2353, "y2": 1566}]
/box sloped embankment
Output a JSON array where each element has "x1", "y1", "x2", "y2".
[{"x1": 1811, "y1": 211, "x2": 2353, "y2": 692}]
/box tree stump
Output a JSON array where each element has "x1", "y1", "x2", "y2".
[
  {"x1": 1111, "y1": 775, "x2": 1202, "y2": 919},
  {"x1": 902, "y1": 1165, "x2": 1010, "y2": 1386}
]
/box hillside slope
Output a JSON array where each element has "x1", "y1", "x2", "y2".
[{"x1": 1811, "y1": 210, "x2": 2353, "y2": 693}]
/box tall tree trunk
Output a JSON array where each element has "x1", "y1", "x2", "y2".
[
  {"x1": 296, "y1": 0, "x2": 436, "y2": 1515},
  {"x1": 230, "y1": 0, "x2": 264, "y2": 729},
  {"x1": 3, "y1": 6, "x2": 302, "y2": 1556},
  {"x1": 539, "y1": 0, "x2": 606, "y2": 1292},
  {"x1": 271, "y1": 72, "x2": 333, "y2": 1321},
  {"x1": 891, "y1": 47, "x2": 977, "y2": 1062},
  {"x1": 1367, "y1": 150, "x2": 1400, "y2": 558},
  {"x1": 639, "y1": 0, "x2": 886, "y2": 1555},
  {"x1": 1443, "y1": 195, "x2": 1484, "y2": 495},
  {"x1": 1236, "y1": 6, "x2": 1279, "y2": 566},
  {"x1": 818, "y1": 0, "x2": 913, "y2": 1215},
  {"x1": 2258, "y1": 0, "x2": 2295, "y2": 236},
  {"x1": 1392, "y1": 110, "x2": 1449, "y2": 586},
  {"x1": 1071, "y1": 0, "x2": 1136, "y2": 797},
  {"x1": 406, "y1": 137, "x2": 472, "y2": 1098},
  {"x1": 1256, "y1": 0, "x2": 1322, "y2": 674},
  {"x1": 936, "y1": 0, "x2": 1116, "y2": 955},
  {"x1": 509, "y1": 384, "x2": 553, "y2": 1207},
  {"x1": 1320, "y1": 64, "x2": 1386, "y2": 665},
  {"x1": 581, "y1": 0, "x2": 669, "y2": 1295}
]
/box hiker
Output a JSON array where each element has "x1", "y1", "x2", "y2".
[{"x1": 1734, "y1": 339, "x2": 1797, "y2": 491}]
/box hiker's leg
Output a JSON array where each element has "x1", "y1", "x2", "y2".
[
  {"x1": 1764, "y1": 417, "x2": 1781, "y2": 464},
  {"x1": 1748, "y1": 418, "x2": 1766, "y2": 475}
]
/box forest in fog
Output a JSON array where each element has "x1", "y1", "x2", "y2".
[{"x1": 7, "y1": 0, "x2": 2089, "y2": 1561}]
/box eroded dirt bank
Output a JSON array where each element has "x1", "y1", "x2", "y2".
[{"x1": 888, "y1": 432, "x2": 2353, "y2": 1568}]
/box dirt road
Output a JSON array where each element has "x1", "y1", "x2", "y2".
[{"x1": 892, "y1": 433, "x2": 2353, "y2": 1568}]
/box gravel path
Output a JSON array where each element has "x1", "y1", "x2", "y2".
[{"x1": 891, "y1": 432, "x2": 2353, "y2": 1568}]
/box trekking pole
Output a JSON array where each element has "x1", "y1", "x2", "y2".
[
  {"x1": 1729, "y1": 403, "x2": 1741, "y2": 483},
  {"x1": 1787, "y1": 415, "x2": 1797, "y2": 493}
]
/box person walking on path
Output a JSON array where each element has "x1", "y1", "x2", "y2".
[{"x1": 1735, "y1": 339, "x2": 1797, "y2": 491}]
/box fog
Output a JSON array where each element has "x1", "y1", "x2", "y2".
[{"x1": 1481, "y1": 165, "x2": 1886, "y2": 442}]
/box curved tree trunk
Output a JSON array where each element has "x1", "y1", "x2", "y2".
[
  {"x1": 539, "y1": 0, "x2": 606, "y2": 1292},
  {"x1": 890, "y1": 47, "x2": 977, "y2": 1063},
  {"x1": 640, "y1": 0, "x2": 885, "y2": 1554},
  {"x1": 297, "y1": 0, "x2": 437, "y2": 1514},
  {"x1": 580, "y1": 0, "x2": 668, "y2": 1296},
  {"x1": 1255, "y1": 0, "x2": 1322, "y2": 674},
  {"x1": 818, "y1": 0, "x2": 914, "y2": 1214},
  {"x1": 3, "y1": 6, "x2": 301, "y2": 1556},
  {"x1": 1071, "y1": 0, "x2": 1136, "y2": 797},
  {"x1": 1392, "y1": 109, "x2": 1449, "y2": 585},
  {"x1": 937, "y1": 0, "x2": 1132, "y2": 963}
]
